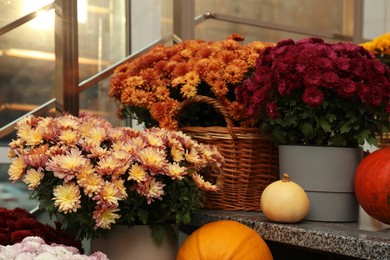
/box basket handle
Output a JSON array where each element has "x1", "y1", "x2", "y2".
[{"x1": 179, "y1": 95, "x2": 237, "y2": 139}]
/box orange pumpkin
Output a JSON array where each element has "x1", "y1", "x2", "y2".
[
  {"x1": 176, "y1": 220, "x2": 273, "y2": 260},
  {"x1": 354, "y1": 147, "x2": 390, "y2": 224}
]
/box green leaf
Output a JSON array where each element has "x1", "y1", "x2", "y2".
[
  {"x1": 327, "y1": 113, "x2": 336, "y2": 123},
  {"x1": 319, "y1": 117, "x2": 332, "y2": 132},
  {"x1": 301, "y1": 122, "x2": 314, "y2": 137},
  {"x1": 181, "y1": 212, "x2": 191, "y2": 224},
  {"x1": 151, "y1": 225, "x2": 164, "y2": 244},
  {"x1": 340, "y1": 123, "x2": 351, "y2": 133},
  {"x1": 137, "y1": 209, "x2": 148, "y2": 224}
]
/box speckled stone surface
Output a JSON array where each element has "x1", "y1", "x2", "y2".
[{"x1": 191, "y1": 210, "x2": 390, "y2": 259}]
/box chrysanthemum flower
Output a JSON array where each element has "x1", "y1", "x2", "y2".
[
  {"x1": 16, "y1": 124, "x2": 44, "y2": 146},
  {"x1": 23, "y1": 144, "x2": 49, "y2": 168},
  {"x1": 135, "y1": 177, "x2": 165, "y2": 204},
  {"x1": 58, "y1": 129, "x2": 79, "y2": 146},
  {"x1": 128, "y1": 163, "x2": 148, "y2": 182},
  {"x1": 185, "y1": 148, "x2": 203, "y2": 166},
  {"x1": 23, "y1": 168, "x2": 44, "y2": 190},
  {"x1": 77, "y1": 163, "x2": 103, "y2": 197},
  {"x1": 191, "y1": 173, "x2": 219, "y2": 192},
  {"x1": 93, "y1": 205, "x2": 121, "y2": 229},
  {"x1": 8, "y1": 157, "x2": 27, "y2": 182},
  {"x1": 53, "y1": 182, "x2": 81, "y2": 213},
  {"x1": 136, "y1": 147, "x2": 167, "y2": 173},
  {"x1": 166, "y1": 162, "x2": 186, "y2": 180},
  {"x1": 96, "y1": 153, "x2": 129, "y2": 177},
  {"x1": 145, "y1": 133, "x2": 164, "y2": 148},
  {"x1": 112, "y1": 179, "x2": 128, "y2": 199},
  {"x1": 46, "y1": 148, "x2": 88, "y2": 182},
  {"x1": 95, "y1": 181, "x2": 123, "y2": 207}
]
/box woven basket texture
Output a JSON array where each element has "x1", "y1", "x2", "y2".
[{"x1": 179, "y1": 96, "x2": 279, "y2": 211}]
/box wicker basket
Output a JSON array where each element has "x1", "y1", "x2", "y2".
[{"x1": 179, "y1": 95, "x2": 279, "y2": 211}]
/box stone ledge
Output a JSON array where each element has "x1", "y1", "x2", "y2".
[{"x1": 190, "y1": 210, "x2": 390, "y2": 259}]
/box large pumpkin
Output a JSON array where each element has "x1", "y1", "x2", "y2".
[
  {"x1": 354, "y1": 147, "x2": 390, "y2": 224},
  {"x1": 176, "y1": 220, "x2": 273, "y2": 260}
]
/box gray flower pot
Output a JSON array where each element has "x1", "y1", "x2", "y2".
[{"x1": 278, "y1": 145, "x2": 363, "y2": 222}]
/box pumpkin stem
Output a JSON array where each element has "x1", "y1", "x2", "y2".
[{"x1": 282, "y1": 173, "x2": 290, "y2": 182}]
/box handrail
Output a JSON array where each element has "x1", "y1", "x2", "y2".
[
  {"x1": 0, "y1": 99, "x2": 61, "y2": 139},
  {"x1": 78, "y1": 33, "x2": 182, "y2": 92},
  {"x1": 0, "y1": 2, "x2": 55, "y2": 36},
  {"x1": 195, "y1": 11, "x2": 369, "y2": 43}
]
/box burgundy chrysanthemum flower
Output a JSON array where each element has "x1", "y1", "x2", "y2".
[
  {"x1": 302, "y1": 87, "x2": 324, "y2": 107},
  {"x1": 266, "y1": 102, "x2": 280, "y2": 119}
]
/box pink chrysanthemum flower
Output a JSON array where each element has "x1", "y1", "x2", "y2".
[
  {"x1": 96, "y1": 153, "x2": 129, "y2": 177},
  {"x1": 23, "y1": 168, "x2": 44, "y2": 190},
  {"x1": 23, "y1": 144, "x2": 49, "y2": 168},
  {"x1": 46, "y1": 148, "x2": 88, "y2": 182},
  {"x1": 53, "y1": 182, "x2": 81, "y2": 213},
  {"x1": 135, "y1": 177, "x2": 165, "y2": 204},
  {"x1": 93, "y1": 205, "x2": 121, "y2": 229}
]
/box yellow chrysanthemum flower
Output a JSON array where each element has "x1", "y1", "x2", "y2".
[
  {"x1": 128, "y1": 163, "x2": 148, "y2": 182},
  {"x1": 93, "y1": 206, "x2": 121, "y2": 229},
  {"x1": 170, "y1": 145, "x2": 184, "y2": 162},
  {"x1": 17, "y1": 124, "x2": 44, "y2": 146},
  {"x1": 53, "y1": 182, "x2": 81, "y2": 213},
  {"x1": 58, "y1": 129, "x2": 79, "y2": 146},
  {"x1": 100, "y1": 181, "x2": 122, "y2": 206},
  {"x1": 167, "y1": 162, "x2": 186, "y2": 180},
  {"x1": 137, "y1": 147, "x2": 167, "y2": 172},
  {"x1": 180, "y1": 84, "x2": 197, "y2": 98},
  {"x1": 8, "y1": 157, "x2": 27, "y2": 182},
  {"x1": 23, "y1": 168, "x2": 44, "y2": 190}
]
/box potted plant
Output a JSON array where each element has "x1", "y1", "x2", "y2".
[
  {"x1": 235, "y1": 37, "x2": 390, "y2": 221},
  {"x1": 7, "y1": 113, "x2": 223, "y2": 258},
  {"x1": 109, "y1": 34, "x2": 274, "y2": 129}
]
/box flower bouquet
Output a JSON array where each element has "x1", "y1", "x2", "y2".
[
  {"x1": 360, "y1": 32, "x2": 390, "y2": 69},
  {"x1": 7, "y1": 113, "x2": 223, "y2": 242},
  {"x1": 236, "y1": 37, "x2": 390, "y2": 147},
  {"x1": 109, "y1": 34, "x2": 279, "y2": 212}
]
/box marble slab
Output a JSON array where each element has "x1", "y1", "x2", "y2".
[{"x1": 190, "y1": 210, "x2": 390, "y2": 259}]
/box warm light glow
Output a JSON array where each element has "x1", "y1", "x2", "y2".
[{"x1": 24, "y1": 0, "x2": 87, "y2": 30}]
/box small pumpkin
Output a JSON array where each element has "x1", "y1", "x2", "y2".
[
  {"x1": 176, "y1": 220, "x2": 273, "y2": 260},
  {"x1": 354, "y1": 147, "x2": 390, "y2": 224},
  {"x1": 261, "y1": 173, "x2": 310, "y2": 223}
]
